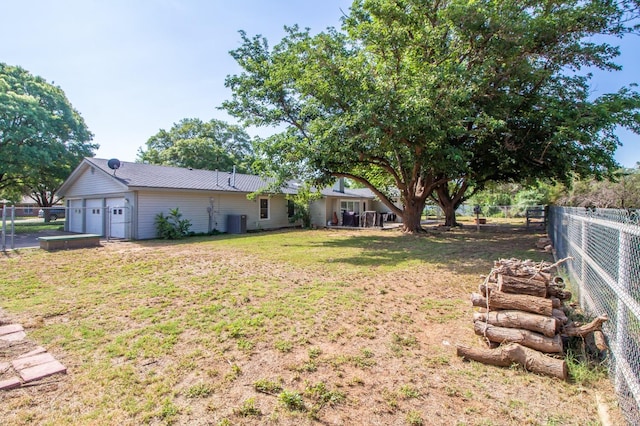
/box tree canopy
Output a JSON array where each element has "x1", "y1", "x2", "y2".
[
  {"x1": 0, "y1": 63, "x2": 97, "y2": 206},
  {"x1": 137, "y1": 118, "x2": 255, "y2": 173},
  {"x1": 224, "y1": 0, "x2": 640, "y2": 232}
]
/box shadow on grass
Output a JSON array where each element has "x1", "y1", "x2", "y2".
[
  {"x1": 311, "y1": 224, "x2": 551, "y2": 273},
  {"x1": 125, "y1": 224, "x2": 551, "y2": 276}
]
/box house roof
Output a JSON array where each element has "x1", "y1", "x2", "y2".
[
  {"x1": 1, "y1": 195, "x2": 38, "y2": 205},
  {"x1": 59, "y1": 158, "x2": 376, "y2": 199},
  {"x1": 318, "y1": 186, "x2": 374, "y2": 199}
]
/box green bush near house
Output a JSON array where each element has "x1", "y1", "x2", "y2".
[{"x1": 155, "y1": 207, "x2": 192, "y2": 239}]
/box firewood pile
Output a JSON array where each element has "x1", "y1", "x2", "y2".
[{"x1": 457, "y1": 257, "x2": 608, "y2": 380}]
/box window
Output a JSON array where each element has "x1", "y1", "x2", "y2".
[
  {"x1": 340, "y1": 200, "x2": 359, "y2": 213},
  {"x1": 287, "y1": 200, "x2": 295, "y2": 218},
  {"x1": 259, "y1": 197, "x2": 269, "y2": 220}
]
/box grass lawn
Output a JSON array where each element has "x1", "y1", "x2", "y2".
[
  {"x1": 0, "y1": 225, "x2": 623, "y2": 425},
  {"x1": 0, "y1": 219, "x2": 64, "y2": 234}
]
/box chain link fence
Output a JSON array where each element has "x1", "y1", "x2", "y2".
[{"x1": 548, "y1": 206, "x2": 640, "y2": 424}]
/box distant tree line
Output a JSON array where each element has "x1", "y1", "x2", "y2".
[{"x1": 469, "y1": 164, "x2": 640, "y2": 211}]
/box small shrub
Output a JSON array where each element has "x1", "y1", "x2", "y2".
[{"x1": 155, "y1": 207, "x2": 192, "y2": 239}]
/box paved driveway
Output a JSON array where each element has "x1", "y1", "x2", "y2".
[{"x1": 1, "y1": 230, "x2": 70, "y2": 250}]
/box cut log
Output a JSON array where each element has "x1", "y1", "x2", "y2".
[
  {"x1": 471, "y1": 292, "x2": 489, "y2": 309},
  {"x1": 548, "y1": 289, "x2": 572, "y2": 301},
  {"x1": 472, "y1": 291, "x2": 554, "y2": 317},
  {"x1": 594, "y1": 330, "x2": 608, "y2": 351},
  {"x1": 489, "y1": 291, "x2": 554, "y2": 316},
  {"x1": 551, "y1": 276, "x2": 565, "y2": 288},
  {"x1": 562, "y1": 315, "x2": 609, "y2": 337},
  {"x1": 474, "y1": 321, "x2": 563, "y2": 353},
  {"x1": 473, "y1": 310, "x2": 558, "y2": 337},
  {"x1": 478, "y1": 282, "x2": 498, "y2": 297},
  {"x1": 494, "y1": 259, "x2": 552, "y2": 282},
  {"x1": 456, "y1": 343, "x2": 567, "y2": 380},
  {"x1": 498, "y1": 274, "x2": 548, "y2": 297},
  {"x1": 549, "y1": 297, "x2": 562, "y2": 309},
  {"x1": 552, "y1": 309, "x2": 568, "y2": 325}
]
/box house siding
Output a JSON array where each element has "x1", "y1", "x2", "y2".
[
  {"x1": 64, "y1": 166, "x2": 127, "y2": 197},
  {"x1": 135, "y1": 190, "x2": 295, "y2": 240},
  {"x1": 310, "y1": 199, "x2": 328, "y2": 227}
]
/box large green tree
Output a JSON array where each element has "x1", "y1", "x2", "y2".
[
  {"x1": 224, "y1": 0, "x2": 640, "y2": 232},
  {"x1": 137, "y1": 118, "x2": 255, "y2": 173},
  {"x1": 0, "y1": 63, "x2": 97, "y2": 207}
]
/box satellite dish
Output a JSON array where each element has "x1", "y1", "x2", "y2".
[{"x1": 107, "y1": 158, "x2": 121, "y2": 170}]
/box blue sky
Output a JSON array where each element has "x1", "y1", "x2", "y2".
[{"x1": 1, "y1": 0, "x2": 638, "y2": 168}]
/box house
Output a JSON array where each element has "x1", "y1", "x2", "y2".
[
  {"x1": 57, "y1": 158, "x2": 398, "y2": 240},
  {"x1": 57, "y1": 158, "x2": 300, "y2": 239},
  {"x1": 312, "y1": 179, "x2": 398, "y2": 227},
  {"x1": 0, "y1": 196, "x2": 39, "y2": 217}
]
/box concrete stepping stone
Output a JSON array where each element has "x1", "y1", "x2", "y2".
[
  {"x1": 17, "y1": 346, "x2": 47, "y2": 358},
  {"x1": 0, "y1": 331, "x2": 27, "y2": 341},
  {"x1": 12, "y1": 352, "x2": 56, "y2": 371},
  {"x1": 0, "y1": 324, "x2": 23, "y2": 335},
  {"x1": 0, "y1": 376, "x2": 21, "y2": 391},
  {"x1": 0, "y1": 324, "x2": 26, "y2": 342},
  {"x1": 0, "y1": 323, "x2": 67, "y2": 388},
  {"x1": 12, "y1": 352, "x2": 67, "y2": 383},
  {"x1": 19, "y1": 360, "x2": 66, "y2": 383}
]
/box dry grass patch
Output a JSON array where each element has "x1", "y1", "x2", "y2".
[{"x1": 0, "y1": 226, "x2": 624, "y2": 425}]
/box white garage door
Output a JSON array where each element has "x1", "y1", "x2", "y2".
[
  {"x1": 68, "y1": 200, "x2": 83, "y2": 233},
  {"x1": 85, "y1": 199, "x2": 104, "y2": 236},
  {"x1": 106, "y1": 198, "x2": 126, "y2": 239}
]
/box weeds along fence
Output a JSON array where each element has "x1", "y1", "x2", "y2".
[{"x1": 548, "y1": 206, "x2": 640, "y2": 424}]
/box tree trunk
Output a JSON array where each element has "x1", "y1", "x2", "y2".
[
  {"x1": 441, "y1": 200, "x2": 458, "y2": 227},
  {"x1": 400, "y1": 198, "x2": 425, "y2": 233},
  {"x1": 457, "y1": 343, "x2": 567, "y2": 380},
  {"x1": 473, "y1": 310, "x2": 558, "y2": 337},
  {"x1": 474, "y1": 321, "x2": 563, "y2": 353},
  {"x1": 432, "y1": 181, "x2": 469, "y2": 227}
]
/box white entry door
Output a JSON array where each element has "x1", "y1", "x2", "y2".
[
  {"x1": 106, "y1": 198, "x2": 126, "y2": 238},
  {"x1": 68, "y1": 199, "x2": 83, "y2": 233},
  {"x1": 85, "y1": 199, "x2": 104, "y2": 235}
]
